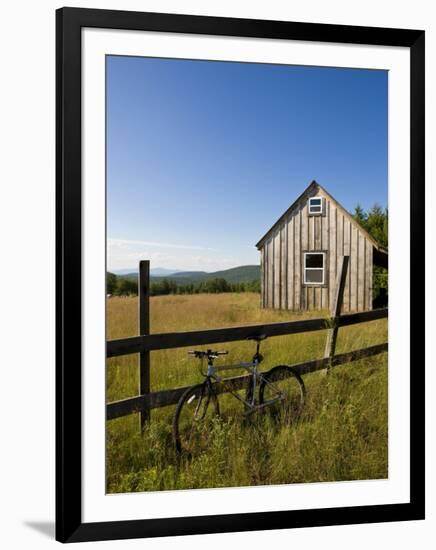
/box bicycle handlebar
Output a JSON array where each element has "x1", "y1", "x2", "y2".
[{"x1": 188, "y1": 350, "x2": 228, "y2": 358}]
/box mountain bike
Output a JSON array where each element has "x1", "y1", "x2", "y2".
[{"x1": 172, "y1": 335, "x2": 305, "y2": 454}]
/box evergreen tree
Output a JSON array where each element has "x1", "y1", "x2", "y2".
[
  {"x1": 353, "y1": 203, "x2": 388, "y2": 304},
  {"x1": 106, "y1": 272, "x2": 117, "y2": 294},
  {"x1": 116, "y1": 277, "x2": 138, "y2": 296}
]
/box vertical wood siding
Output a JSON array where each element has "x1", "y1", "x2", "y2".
[
  {"x1": 321, "y1": 211, "x2": 329, "y2": 310},
  {"x1": 350, "y1": 224, "x2": 358, "y2": 312},
  {"x1": 366, "y1": 244, "x2": 373, "y2": 310},
  {"x1": 343, "y1": 216, "x2": 350, "y2": 312},
  {"x1": 267, "y1": 238, "x2": 273, "y2": 308},
  {"x1": 273, "y1": 231, "x2": 281, "y2": 309},
  {"x1": 260, "y1": 247, "x2": 265, "y2": 307},
  {"x1": 287, "y1": 215, "x2": 294, "y2": 310},
  {"x1": 358, "y1": 234, "x2": 365, "y2": 311},
  {"x1": 294, "y1": 210, "x2": 301, "y2": 309},
  {"x1": 301, "y1": 202, "x2": 308, "y2": 310},
  {"x1": 329, "y1": 203, "x2": 337, "y2": 310},
  {"x1": 260, "y1": 190, "x2": 374, "y2": 313},
  {"x1": 280, "y1": 224, "x2": 287, "y2": 309}
]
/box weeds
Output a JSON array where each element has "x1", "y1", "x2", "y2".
[{"x1": 106, "y1": 293, "x2": 388, "y2": 492}]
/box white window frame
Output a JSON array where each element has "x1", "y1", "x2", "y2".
[
  {"x1": 303, "y1": 251, "x2": 326, "y2": 285},
  {"x1": 308, "y1": 196, "x2": 323, "y2": 215}
]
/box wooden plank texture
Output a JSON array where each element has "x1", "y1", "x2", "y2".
[
  {"x1": 329, "y1": 203, "x2": 336, "y2": 310},
  {"x1": 314, "y1": 216, "x2": 321, "y2": 250},
  {"x1": 343, "y1": 216, "x2": 350, "y2": 312},
  {"x1": 267, "y1": 238, "x2": 273, "y2": 307},
  {"x1": 358, "y1": 234, "x2": 365, "y2": 311},
  {"x1": 260, "y1": 247, "x2": 265, "y2": 307},
  {"x1": 366, "y1": 242, "x2": 373, "y2": 310},
  {"x1": 337, "y1": 307, "x2": 387, "y2": 327},
  {"x1": 321, "y1": 210, "x2": 329, "y2": 310},
  {"x1": 350, "y1": 225, "x2": 358, "y2": 311},
  {"x1": 280, "y1": 224, "x2": 287, "y2": 309},
  {"x1": 287, "y1": 215, "x2": 294, "y2": 310},
  {"x1": 138, "y1": 260, "x2": 150, "y2": 427},
  {"x1": 324, "y1": 255, "x2": 349, "y2": 360},
  {"x1": 301, "y1": 203, "x2": 308, "y2": 310},
  {"x1": 273, "y1": 231, "x2": 281, "y2": 308},
  {"x1": 258, "y1": 188, "x2": 379, "y2": 313},
  {"x1": 337, "y1": 212, "x2": 344, "y2": 258},
  {"x1": 294, "y1": 210, "x2": 301, "y2": 309}
]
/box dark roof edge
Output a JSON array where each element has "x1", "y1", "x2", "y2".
[
  {"x1": 255, "y1": 180, "x2": 388, "y2": 254},
  {"x1": 255, "y1": 180, "x2": 319, "y2": 249}
]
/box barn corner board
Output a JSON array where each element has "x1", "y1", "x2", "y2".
[{"x1": 256, "y1": 180, "x2": 388, "y2": 313}]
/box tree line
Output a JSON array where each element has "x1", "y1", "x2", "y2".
[
  {"x1": 353, "y1": 203, "x2": 388, "y2": 304},
  {"x1": 106, "y1": 273, "x2": 260, "y2": 297}
]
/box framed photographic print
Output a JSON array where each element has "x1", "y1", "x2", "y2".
[{"x1": 56, "y1": 7, "x2": 425, "y2": 543}]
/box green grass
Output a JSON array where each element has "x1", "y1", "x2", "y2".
[{"x1": 106, "y1": 293, "x2": 388, "y2": 493}]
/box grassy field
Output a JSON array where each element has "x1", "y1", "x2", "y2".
[{"x1": 106, "y1": 293, "x2": 388, "y2": 493}]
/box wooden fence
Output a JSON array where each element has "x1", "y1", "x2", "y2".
[{"x1": 106, "y1": 256, "x2": 388, "y2": 425}]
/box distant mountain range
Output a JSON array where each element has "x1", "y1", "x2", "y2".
[
  {"x1": 113, "y1": 267, "x2": 179, "y2": 276},
  {"x1": 116, "y1": 265, "x2": 260, "y2": 285}
]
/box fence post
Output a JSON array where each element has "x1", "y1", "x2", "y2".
[
  {"x1": 324, "y1": 255, "x2": 349, "y2": 371},
  {"x1": 139, "y1": 260, "x2": 150, "y2": 429}
]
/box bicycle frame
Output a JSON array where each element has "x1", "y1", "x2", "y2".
[
  {"x1": 173, "y1": 341, "x2": 303, "y2": 455},
  {"x1": 203, "y1": 355, "x2": 285, "y2": 413}
]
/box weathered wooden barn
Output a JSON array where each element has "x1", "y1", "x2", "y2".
[{"x1": 256, "y1": 181, "x2": 388, "y2": 313}]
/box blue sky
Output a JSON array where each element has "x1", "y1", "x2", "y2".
[{"x1": 107, "y1": 56, "x2": 387, "y2": 272}]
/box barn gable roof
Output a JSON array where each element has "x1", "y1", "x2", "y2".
[{"x1": 255, "y1": 180, "x2": 388, "y2": 261}]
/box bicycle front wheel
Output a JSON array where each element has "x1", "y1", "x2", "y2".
[
  {"x1": 173, "y1": 382, "x2": 220, "y2": 454},
  {"x1": 259, "y1": 365, "x2": 305, "y2": 423}
]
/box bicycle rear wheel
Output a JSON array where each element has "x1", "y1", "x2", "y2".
[
  {"x1": 259, "y1": 365, "x2": 305, "y2": 423},
  {"x1": 173, "y1": 382, "x2": 220, "y2": 454}
]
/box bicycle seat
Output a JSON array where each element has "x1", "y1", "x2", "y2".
[{"x1": 246, "y1": 334, "x2": 267, "y2": 342}]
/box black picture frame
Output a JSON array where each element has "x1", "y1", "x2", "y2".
[{"x1": 56, "y1": 7, "x2": 425, "y2": 543}]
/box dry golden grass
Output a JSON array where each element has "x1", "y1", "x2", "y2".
[{"x1": 106, "y1": 293, "x2": 388, "y2": 493}]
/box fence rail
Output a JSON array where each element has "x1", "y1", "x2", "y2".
[
  {"x1": 106, "y1": 308, "x2": 387, "y2": 358},
  {"x1": 107, "y1": 342, "x2": 387, "y2": 420},
  {"x1": 106, "y1": 257, "x2": 388, "y2": 426}
]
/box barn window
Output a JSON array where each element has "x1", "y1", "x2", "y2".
[
  {"x1": 304, "y1": 252, "x2": 326, "y2": 285},
  {"x1": 308, "y1": 197, "x2": 324, "y2": 215}
]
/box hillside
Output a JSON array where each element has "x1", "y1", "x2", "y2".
[
  {"x1": 200, "y1": 265, "x2": 260, "y2": 284},
  {"x1": 119, "y1": 265, "x2": 260, "y2": 285}
]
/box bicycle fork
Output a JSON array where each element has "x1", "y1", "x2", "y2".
[{"x1": 190, "y1": 381, "x2": 212, "y2": 421}]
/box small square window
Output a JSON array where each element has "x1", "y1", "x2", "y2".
[
  {"x1": 308, "y1": 197, "x2": 324, "y2": 215},
  {"x1": 304, "y1": 252, "x2": 326, "y2": 285}
]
